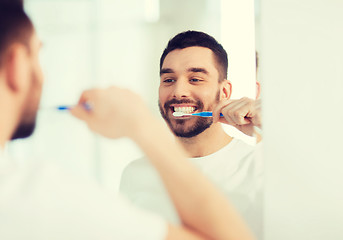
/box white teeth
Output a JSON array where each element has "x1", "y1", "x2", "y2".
[{"x1": 174, "y1": 106, "x2": 195, "y2": 113}]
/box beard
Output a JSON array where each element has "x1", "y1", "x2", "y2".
[
  {"x1": 11, "y1": 120, "x2": 36, "y2": 140},
  {"x1": 159, "y1": 91, "x2": 220, "y2": 138}
]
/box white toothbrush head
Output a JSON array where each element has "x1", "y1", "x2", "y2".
[{"x1": 173, "y1": 112, "x2": 191, "y2": 117}]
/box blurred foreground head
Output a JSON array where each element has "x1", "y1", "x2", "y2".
[{"x1": 0, "y1": 0, "x2": 44, "y2": 141}]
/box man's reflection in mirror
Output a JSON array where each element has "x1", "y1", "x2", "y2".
[{"x1": 120, "y1": 31, "x2": 262, "y2": 238}]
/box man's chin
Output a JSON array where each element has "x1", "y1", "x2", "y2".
[
  {"x1": 172, "y1": 128, "x2": 205, "y2": 138},
  {"x1": 169, "y1": 121, "x2": 213, "y2": 138},
  {"x1": 160, "y1": 107, "x2": 212, "y2": 138}
]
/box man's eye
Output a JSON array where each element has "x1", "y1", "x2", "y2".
[
  {"x1": 190, "y1": 78, "x2": 201, "y2": 82},
  {"x1": 163, "y1": 79, "x2": 175, "y2": 83}
]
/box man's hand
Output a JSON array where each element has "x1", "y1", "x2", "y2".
[
  {"x1": 70, "y1": 86, "x2": 152, "y2": 139},
  {"x1": 212, "y1": 97, "x2": 261, "y2": 136}
]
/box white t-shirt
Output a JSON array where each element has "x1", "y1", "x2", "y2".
[
  {"x1": 120, "y1": 138, "x2": 263, "y2": 238},
  {"x1": 0, "y1": 150, "x2": 167, "y2": 240}
]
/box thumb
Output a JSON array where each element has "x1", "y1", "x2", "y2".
[
  {"x1": 70, "y1": 104, "x2": 91, "y2": 122},
  {"x1": 213, "y1": 99, "x2": 232, "y2": 123}
]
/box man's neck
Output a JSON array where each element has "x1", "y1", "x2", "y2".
[
  {"x1": 0, "y1": 141, "x2": 5, "y2": 150},
  {"x1": 0, "y1": 113, "x2": 15, "y2": 149},
  {"x1": 177, "y1": 123, "x2": 232, "y2": 158}
]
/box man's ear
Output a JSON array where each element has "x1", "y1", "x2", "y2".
[
  {"x1": 256, "y1": 81, "x2": 261, "y2": 99},
  {"x1": 221, "y1": 80, "x2": 232, "y2": 100},
  {"x1": 4, "y1": 44, "x2": 30, "y2": 93}
]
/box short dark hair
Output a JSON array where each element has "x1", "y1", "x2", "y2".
[
  {"x1": 0, "y1": 0, "x2": 34, "y2": 67},
  {"x1": 160, "y1": 31, "x2": 228, "y2": 81}
]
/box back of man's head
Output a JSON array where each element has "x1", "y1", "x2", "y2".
[
  {"x1": 0, "y1": 0, "x2": 34, "y2": 68},
  {"x1": 0, "y1": 0, "x2": 39, "y2": 141},
  {"x1": 160, "y1": 31, "x2": 228, "y2": 82}
]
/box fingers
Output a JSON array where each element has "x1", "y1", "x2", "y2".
[
  {"x1": 222, "y1": 98, "x2": 253, "y2": 125},
  {"x1": 69, "y1": 86, "x2": 150, "y2": 139},
  {"x1": 69, "y1": 89, "x2": 100, "y2": 123},
  {"x1": 77, "y1": 88, "x2": 101, "y2": 107},
  {"x1": 213, "y1": 97, "x2": 254, "y2": 126},
  {"x1": 214, "y1": 97, "x2": 263, "y2": 136}
]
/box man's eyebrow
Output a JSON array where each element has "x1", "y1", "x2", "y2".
[
  {"x1": 188, "y1": 68, "x2": 209, "y2": 75},
  {"x1": 160, "y1": 68, "x2": 174, "y2": 76}
]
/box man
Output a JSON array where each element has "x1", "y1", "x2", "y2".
[
  {"x1": 120, "y1": 31, "x2": 262, "y2": 237},
  {"x1": 0, "y1": 3, "x2": 254, "y2": 240}
]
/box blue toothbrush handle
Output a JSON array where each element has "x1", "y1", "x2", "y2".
[
  {"x1": 56, "y1": 103, "x2": 91, "y2": 111},
  {"x1": 56, "y1": 105, "x2": 71, "y2": 110},
  {"x1": 193, "y1": 112, "x2": 224, "y2": 117}
]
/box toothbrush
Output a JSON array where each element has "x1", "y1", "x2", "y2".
[
  {"x1": 173, "y1": 111, "x2": 224, "y2": 117},
  {"x1": 56, "y1": 105, "x2": 72, "y2": 111},
  {"x1": 43, "y1": 103, "x2": 92, "y2": 111}
]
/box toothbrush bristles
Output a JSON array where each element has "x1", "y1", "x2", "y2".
[{"x1": 173, "y1": 112, "x2": 191, "y2": 117}]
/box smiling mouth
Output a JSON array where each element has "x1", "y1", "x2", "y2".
[{"x1": 170, "y1": 106, "x2": 198, "y2": 116}]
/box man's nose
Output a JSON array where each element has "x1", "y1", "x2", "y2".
[{"x1": 172, "y1": 80, "x2": 191, "y2": 98}]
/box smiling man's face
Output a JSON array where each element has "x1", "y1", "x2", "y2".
[{"x1": 158, "y1": 46, "x2": 229, "y2": 138}]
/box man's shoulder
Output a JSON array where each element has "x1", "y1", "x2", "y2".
[
  {"x1": 122, "y1": 156, "x2": 153, "y2": 175},
  {"x1": 120, "y1": 156, "x2": 161, "y2": 192},
  {"x1": 191, "y1": 138, "x2": 259, "y2": 176},
  {"x1": 229, "y1": 138, "x2": 263, "y2": 170}
]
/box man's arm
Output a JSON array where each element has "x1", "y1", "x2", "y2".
[
  {"x1": 166, "y1": 225, "x2": 217, "y2": 240},
  {"x1": 70, "y1": 87, "x2": 255, "y2": 240}
]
